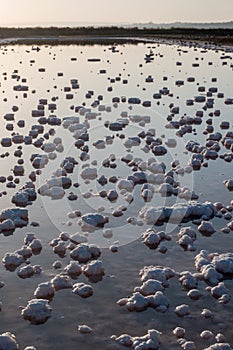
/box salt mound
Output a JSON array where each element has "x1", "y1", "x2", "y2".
[
  {"x1": 64, "y1": 261, "x2": 82, "y2": 278},
  {"x1": 77, "y1": 325, "x2": 92, "y2": 334},
  {"x1": 51, "y1": 274, "x2": 73, "y2": 291},
  {"x1": 34, "y1": 282, "x2": 55, "y2": 300},
  {"x1": 0, "y1": 332, "x2": 19, "y2": 350},
  {"x1": 80, "y1": 167, "x2": 97, "y2": 180},
  {"x1": 203, "y1": 344, "x2": 233, "y2": 350},
  {"x1": 17, "y1": 265, "x2": 35, "y2": 279},
  {"x1": 21, "y1": 299, "x2": 52, "y2": 324},
  {"x1": 80, "y1": 214, "x2": 108, "y2": 232},
  {"x1": 139, "y1": 266, "x2": 175, "y2": 286},
  {"x1": 83, "y1": 260, "x2": 105, "y2": 277},
  {"x1": 2, "y1": 253, "x2": 24, "y2": 271},
  {"x1": 114, "y1": 329, "x2": 161, "y2": 349},
  {"x1": 72, "y1": 282, "x2": 93, "y2": 298},
  {"x1": 0, "y1": 208, "x2": 28, "y2": 233},
  {"x1": 175, "y1": 304, "x2": 190, "y2": 317},
  {"x1": 212, "y1": 253, "x2": 233, "y2": 274},
  {"x1": 70, "y1": 243, "x2": 101, "y2": 263},
  {"x1": 173, "y1": 327, "x2": 186, "y2": 338},
  {"x1": 195, "y1": 250, "x2": 233, "y2": 286},
  {"x1": 139, "y1": 202, "x2": 216, "y2": 225}
]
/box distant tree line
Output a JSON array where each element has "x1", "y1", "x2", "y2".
[{"x1": 0, "y1": 26, "x2": 233, "y2": 38}]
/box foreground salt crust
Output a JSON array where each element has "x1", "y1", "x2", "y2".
[
  {"x1": 203, "y1": 344, "x2": 233, "y2": 350},
  {"x1": 1, "y1": 41, "x2": 233, "y2": 350}
]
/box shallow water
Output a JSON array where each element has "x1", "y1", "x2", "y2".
[{"x1": 0, "y1": 42, "x2": 233, "y2": 349}]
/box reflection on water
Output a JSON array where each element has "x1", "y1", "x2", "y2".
[{"x1": 0, "y1": 42, "x2": 233, "y2": 349}]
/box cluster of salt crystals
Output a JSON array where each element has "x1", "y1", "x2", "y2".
[
  {"x1": 2, "y1": 231, "x2": 42, "y2": 277},
  {"x1": 0, "y1": 208, "x2": 29, "y2": 234},
  {"x1": 194, "y1": 251, "x2": 232, "y2": 303},
  {"x1": 139, "y1": 202, "x2": 217, "y2": 226},
  {"x1": 70, "y1": 243, "x2": 101, "y2": 262},
  {"x1": 142, "y1": 229, "x2": 171, "y2": 250},
  {"x1": 112, "y1": 329, "x2": 161, "y2": 349},
  {"x1": 117, "y1": 266, "x2": 175, "y2": 313},
  {"x1": 38, "y1": 175, "x2": 72, "y2": 200},
  {"x1": 177, "y1": 226, "x2": 197, "y2": 251}
]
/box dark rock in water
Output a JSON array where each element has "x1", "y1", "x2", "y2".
[
  {"x1": 97, "y1": 175, "x2": 108, "y2": 186},
  {"x1": 127, "y1": 172, "x2": 148, "y2": 185},
  {"x1": 99, "y1": 190, "x2": 107, "y2": 198},
  {"x1": 109, "y1": 176, "x2": 118, "y2": 183},
  {"x1": 81, "y1": 213, "x2": 108, "y2": 230},
  {"x1": 107, "y1": 190, "x2": 118, "y2": 202},
  {"x1": 224, "y1": 179, "x2": 233, "y2": 191},
  {"x1": 68, "y1": 193, "x2": 78, "y2": 201},
  {"x1": 128, "y1": 97, "x2": 141, "y2": 104},
  {"x1": 152, "y1": 145, "x2": 167, "y2": 156},
  {"x1": 109, "y1": 122, "x2": 123, "y2": 131}
]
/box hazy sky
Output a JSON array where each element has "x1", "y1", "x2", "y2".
[{"x1": 0, "y1": 0, "x2": 233, "y2": 25}]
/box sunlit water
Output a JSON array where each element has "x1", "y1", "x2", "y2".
[{"x1": 0, "y1": 42, "x2": 233, "y2": 349}]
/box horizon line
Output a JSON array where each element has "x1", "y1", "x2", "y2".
[{"x1": 0, "y1": 20, "x2": 233, "y2": 27}]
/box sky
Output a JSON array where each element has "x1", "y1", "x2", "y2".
[{"x1": 0, "y1": 0, "x2": 232, "y2": 26}]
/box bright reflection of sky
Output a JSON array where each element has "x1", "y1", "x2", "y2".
[{"x1": 0, "y1": 0, "x2": 232, "y2": 26}]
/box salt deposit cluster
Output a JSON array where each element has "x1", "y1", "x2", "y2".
[{"x1": 0, "y1": 39, "x2": 232, "y2": 350}]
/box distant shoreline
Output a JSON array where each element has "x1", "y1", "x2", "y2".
[{"x1": 0, "y1": 27, "x2": 233, "y2": 47}]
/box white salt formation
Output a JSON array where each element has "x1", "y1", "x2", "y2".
[
  {"x1": 72, "y1": 283, "x2": 93, "y2": 298},
  {"x1": 51, "y1": 275, "x2": 73, "y2": 291},
  {"x1": 114, "y1": 329, "x2": 161, "y2": 349},
  {"x1": 139, "y1": 202, "x2": 216, "y2": 225},
  {"x1": 175, "y1": 304, "x2": 191, "y2": 317},
  {"x1": 177, "y1": 226, "x2": 197, "y2": 251},
  {"x1": 77, "y1": 325, "x2": 92, "y2": 334},
  {"x1": 64, "y1": 261, "x2": 82, "y2": 278},
  {"x1": 70, "y1": 243, "x2": 101, "y2": 263},
  {"x1": 34, "y1": 282, "x2": 55, "y2": 300},
  {"x1": 82, "y1": 260, "x2": 105, "y2": 277},
  {"x1": 21, "y1": 299, "x2": 52, "y2": 324},
  {"x1": 2, "y1": 253, "x2": 24, "y2": 271}
]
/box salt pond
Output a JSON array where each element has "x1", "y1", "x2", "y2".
[{"x1": 0, "y1": 41, "x2": 233, "y2": 349}]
